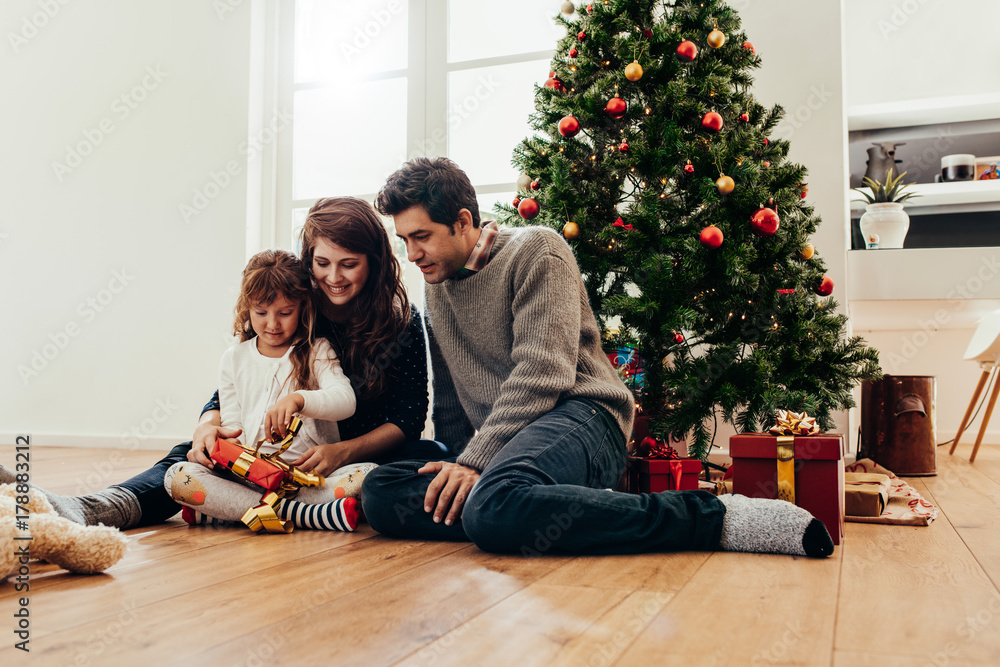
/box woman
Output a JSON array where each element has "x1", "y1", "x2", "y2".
[{"x1": 1, "y1": 197, "x2": 445, "y2": 529}]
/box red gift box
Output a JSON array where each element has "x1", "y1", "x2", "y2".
[
  {"x1": 730, "y1": 433, "x2": 845, "y2": 545},
  {"x1": 211, "y1": 438, "x2": 286, "y2": 491},
  {"x1": 627, "y1": 457, "x2": 701, "y2": 493}
]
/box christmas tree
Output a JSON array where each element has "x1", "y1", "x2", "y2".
[{"x1": 497, "y1": 0, "x2": 881, "y2": 459}]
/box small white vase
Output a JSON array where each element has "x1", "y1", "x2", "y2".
[{"x1": 859, "y1": 202, "x2": 909, "y2": 249}]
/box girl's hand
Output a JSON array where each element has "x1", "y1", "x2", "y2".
[
  {"x1": 189, "y1": 424, "x2": 243, "y2": 467},
  {"x1": 291, "y1": 444, "x2": 350, "y2": 478},
  {"x1": 265, "y1": 393, "x2": 305, "y2": 442}
]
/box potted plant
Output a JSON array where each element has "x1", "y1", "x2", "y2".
[{"x1": 853, "y1": 169, "x2": 919, "y2": 249}]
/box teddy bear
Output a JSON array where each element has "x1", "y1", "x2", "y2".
[{"x1": 0, "y1": 483, "x2": 128, "y2": 581}]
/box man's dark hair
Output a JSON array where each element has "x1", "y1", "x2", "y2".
[{"x1": 376, "y1": 156, "x2": 481, "y2": 231}]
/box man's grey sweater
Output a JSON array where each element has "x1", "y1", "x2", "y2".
[{"x1": 425, "y1": 226, "x2": 635, "y2": 471}]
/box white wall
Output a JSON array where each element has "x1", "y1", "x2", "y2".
[
  {"x1": 844, "y1": 0, "x2": 1000, "y2": 107},
  {"x1": 1, "y1": 0, "x2": 254, "y2": 451}
]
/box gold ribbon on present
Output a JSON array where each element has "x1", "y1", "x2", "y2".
[
  {"x1": 220, "y1": 416, "x2": 325, "y2": 534},
  {"x1": 768, "y1": 410, "x2": 820, "y2": 505}
]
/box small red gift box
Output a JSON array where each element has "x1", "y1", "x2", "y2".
[
  {"x1": 211, "y1": 438, "x2": 286, "y2": 491},
  {"x1": 730, "y1": 433, "x2": 845, "y2": 545},
  {"x1": 627, "y1": 457, "x2": 702, "y2": 493}
]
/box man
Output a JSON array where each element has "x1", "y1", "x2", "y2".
[{"x1": 362, "y1": 157, "x2": 833, "y2": 558}]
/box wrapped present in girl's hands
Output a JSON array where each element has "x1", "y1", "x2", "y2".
[{"x1": 210, "y1": 416, "x2": 324, "y2": 533}]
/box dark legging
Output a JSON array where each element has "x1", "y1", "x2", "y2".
[{"x1": 115, "y1": 438, "x2": 449, "y2": 528}]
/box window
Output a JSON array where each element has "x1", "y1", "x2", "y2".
[{"x1": 258, "y1": 0, "x2": 562, "y2": 259}]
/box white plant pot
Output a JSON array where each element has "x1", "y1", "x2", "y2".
[{"x1": 859, "y1": 202, "x2": 909, "y2": 249}]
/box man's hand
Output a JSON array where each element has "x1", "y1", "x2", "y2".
[
  {"x1": 265, "y1": 393, "x2": 305, "y2": 441},
  {"x1": 291, "y1": 444, "x2": 350, "y2": 478},
  {"x1": 418, "y1": 461, "x2": 480, "y2": 526},
  {"x1": 188, "y1": 424, "x2": 243, "y2": 468}
]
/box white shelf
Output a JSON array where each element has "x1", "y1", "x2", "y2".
[
  {"x1": 848, "y1": 247, "x2": 1000, "y2": 301},
  {"x1": 847, "y1": 247, "x2": 1000, "y2": 330},
  {"x1": 847, "y1": 93, "x2": 1000, "y2": 131},
  {"x1": 849, "y1": 180, "x2": 1000, "y2": 216}
]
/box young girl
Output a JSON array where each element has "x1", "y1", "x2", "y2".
[{"x1": 164, "y1": 249, "x2": 374, "y2": 532}]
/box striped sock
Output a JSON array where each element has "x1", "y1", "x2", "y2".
[
  {"x1": 181, "y1": 506, "x2": 242, "y2": 528},
  {"x1": 278, "y1": 497, "x2": 358, "y2": 532}
]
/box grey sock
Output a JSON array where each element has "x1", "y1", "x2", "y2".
[
  {"x1": 0, "y1": 464, "x2": 16, "y2": 485},
  {"x1": 0, "y1": 464, "x2": 141, "y2": 528},
  {"x1": 717, "y1": 494, "x2": 834, "y2": 558}
]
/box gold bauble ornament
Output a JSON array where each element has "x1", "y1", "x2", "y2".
[
  {"x1": 715, "y1": 175, "x2": 735, "y2": 195},
  {"x1": 798, "y1": 243, "x2": 815, "y2": 260},
  {"x1": 624, "y1": 61, "x2": 644, "y2": 82},
  {"x1": 563, "y1": 221, "x2": 581, "y2": 239},
  {"x1": 707, "y1": 29, "x2": 726, "y2": 48}
]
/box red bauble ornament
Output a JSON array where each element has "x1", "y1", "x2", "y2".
[
  {"x1": 701, "y1": 111, "x2": 724, "y2": 132},
  {"x1": 642, "y1": 29, "x2": 653, "y2": 38},
  {"x1": 587, "y1": 4, "x2": 594, "y2": 14},
  {"x1": 683, "y1": 161, "x2": 695, "y2": 174},
  {"x1": 569, "y1": 48, "x2": 578, "y2": 58},
  {"x1": 530, "y1": 180, "x2": 540, "y2": 190},
  {"x1": 638, "y1": 436, "x2": 658, "y2": 456},
  {"x1": 763, "y1": 138, "x2": 769, "y2": 146},
  {"x1": 762, "y1": 161, "x2": 771, "y2": 168},
  {"x1": 512, "y1": 197, "x2": 521, "y2": 207},
  {"x1": 739, "y1": 112, "x2": 749, "y2": 122},
  {"x1": 605, "y1": 96, "x2": 627, "y2": 119},
  {"x1": 699, "y1": 225, "x2": 724, "y2": 249},
  {"x1": 619, "y1": 142, "x2": 629, "y2": 153},
  {"x1": 578, "y1": 30, "x2": 587, "y2": 41},
  {"x1": 544, "y1": 76, "x2": 565, "y2": 92},
  {"x1": 517, "y1": 198, "x2": 540, "y2": 219},
  {"x1": 742, "y1": 41, "x2": 755, "y2": 54},
  {"x1": 558, "y1": 115, "x2": 581, "y2": 137},
  {"x1": 750, "y1": 207, "x2": 780, "y2": 236},
  {"x1": 816, "y1": 275, "x2": 834, "y2": 297},
  {"x1": 673, "y1": 333, "x2": 685, "y2": 345},
  {"x1": 676, "y1": 40, "x2": 698, "y2": 62}
]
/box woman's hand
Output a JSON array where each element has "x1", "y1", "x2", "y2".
[
  {"x1": 291, "y1": 443, "x2": 351, "y2": 477},
  {"x1": 188, "y1": 423, "x2": 243, "y2": 468},
  {"x1": 265, "y1": 393, "x2": 305, "y2": 441}
]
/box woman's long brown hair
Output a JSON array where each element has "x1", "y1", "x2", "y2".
[
  {"x1": 234, "y1": 249, "x2": 318, "y2": 392},
  {"x1": 300, "y1": 197, "x2": 410, "y2": 398}
]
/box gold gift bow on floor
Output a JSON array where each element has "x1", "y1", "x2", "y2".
[
  {"x1": 233, "y1": 416, "x2": 325, "y2": 533},
  {"x1": 768, "y1": 410, "x2": 821, "y2": 505}
]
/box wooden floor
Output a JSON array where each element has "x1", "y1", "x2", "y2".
[{"x1": 2, "y1": 445, "x2": 1000, "y2": 666}]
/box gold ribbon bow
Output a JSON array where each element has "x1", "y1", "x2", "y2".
[{"x1": 767, "y1": 410, "x2": 820, "y2": 504}]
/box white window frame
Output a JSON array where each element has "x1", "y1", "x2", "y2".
[{"x1": 246, "y1": 0, "x2": 555, "y2": 256}]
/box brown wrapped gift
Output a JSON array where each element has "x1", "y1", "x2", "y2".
[{"x1": 844, "y1": 472, "x2": 890, "y2": 517}]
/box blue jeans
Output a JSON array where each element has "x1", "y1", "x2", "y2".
[
  {"x1": 362, "y1": 399, "x2": 725, "y2": 555},
  {"x1": 116, "y1": 438, "x2": 450, "y2": 528}
]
